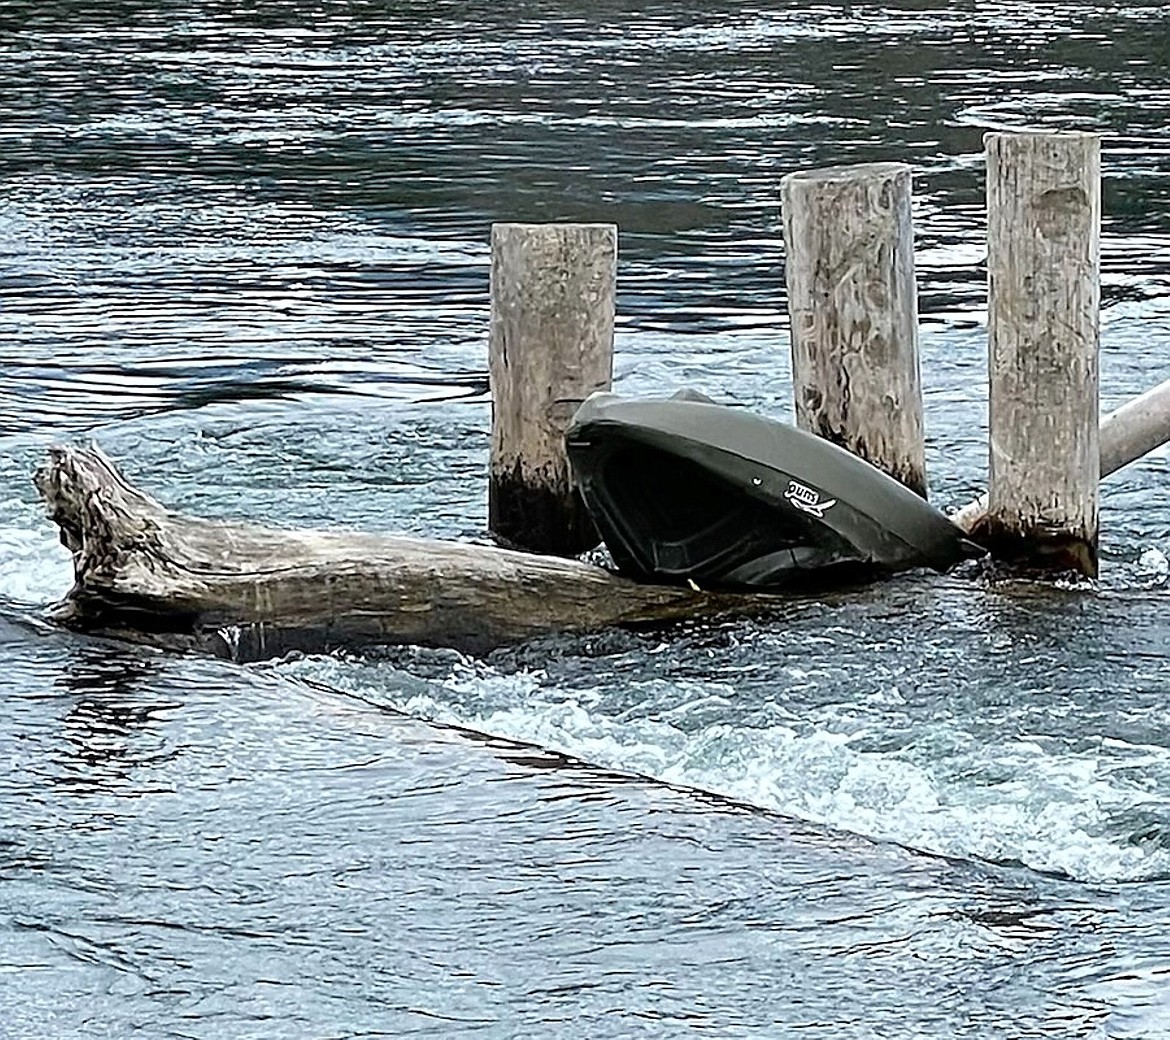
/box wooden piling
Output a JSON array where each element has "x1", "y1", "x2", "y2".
[
  {"x1": 952, "y1": 377, "x2": 1170, "y2": 537},
  {"x1": 781, "y1": 161, "x2": 927, "y2": 497},
  {"x1": 489, "y1": 222, "x2": 616, "y2": 556},
  {"x1": 985, "y1": 131, "x2": 1100, "y2": 575}
]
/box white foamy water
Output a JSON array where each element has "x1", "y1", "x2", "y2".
[
  {"x1": 286, "y1": 652, "x2": 1170, "y2": 886},
  {"x1": 0, "y1": 519, "x2": 73, "y2": 606}
]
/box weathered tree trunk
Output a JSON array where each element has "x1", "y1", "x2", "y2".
[
  {"x1": 984, "y1": 131, "x2": 1101, "y2": 575},
  {"x1": 489, "y1": 222, "x2": 616, "y2": 556},
  {"x1": 781, "y1": 161, "x2": 927, "y2": 497},
  {"x1": 36, "y1": 445, "x2": 757, "y2": 662}
]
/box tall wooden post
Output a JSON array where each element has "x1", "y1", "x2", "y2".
[
  {"x1": 985, "y1": 131, "x2": 1100, "y2": 575},
  {"x1": 781, "y1": 162, "x2": 927, "y2": 498},
  {"x1": 489, "y1": 222, "x2": 616, "y2": 556}
]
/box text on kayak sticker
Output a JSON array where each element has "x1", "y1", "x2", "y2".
[{"x1": 784, "y1": 480, "x2": 837, "y2": 519}]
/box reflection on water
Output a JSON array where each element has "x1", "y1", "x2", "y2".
[
  {"x1": 2, "y1": 1, "x2": 1170, "y2": 1036},
  {"x1": 1, "y1": 0, "x2": 1168, "y2": 433},
  {"x1": 49, "y1": 646, "x2": 178, "y2": 794}
]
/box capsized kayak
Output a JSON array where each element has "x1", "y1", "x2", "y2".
[{"x1": 565, "y1": 390, "x2": 979, "y2": 588}]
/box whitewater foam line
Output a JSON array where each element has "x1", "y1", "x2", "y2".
[
  {"x1": 280, "y1": 654, "x2": 1170, "y2": 885},
  {"x1": 0, "y1": 522, "x2": 72, "y2": 605}
]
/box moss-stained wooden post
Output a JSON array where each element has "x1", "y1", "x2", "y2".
[
  {"x1": 489, "y1": 222, "x2": 616, "y2": 555},
  {"x1": 781, "y1": 162, "x2": 926, "y2": 498},
  {"x1": 985, "y1": 131, "x2": 1100, "y2": 575}
]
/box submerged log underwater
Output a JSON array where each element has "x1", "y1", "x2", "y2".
[{"x1": 35, "y1": 444, "x2": 760, "y2": 661}]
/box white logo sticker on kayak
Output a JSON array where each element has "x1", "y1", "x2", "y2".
[{"x1": 784, "y1": 480, "x2": 836, "y2": 519}]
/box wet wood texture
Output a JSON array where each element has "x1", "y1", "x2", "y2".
[
  {"x1": 36, "y1": 445, "x2": 757, "y2": 661},
  {"x1": 984, "y1": 131, "x2": 1100, "y2": 575},
  {"x1": 489, "y1": 222, "x2": 615, "y2": 556},
  {"x1": 782, "y1": 161, "x2": 927, "y2": 498},
  {"x1": 951, "y1": 378, "x2": 1170, "y2": 536}
]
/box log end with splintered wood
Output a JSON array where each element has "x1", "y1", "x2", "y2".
[{"x1": 34, "y1": 444, "x2": 763, "y2": 661}]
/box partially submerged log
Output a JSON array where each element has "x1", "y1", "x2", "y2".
[{"x1": 35, "y1": 445, "x2": 758, "y2": 661}]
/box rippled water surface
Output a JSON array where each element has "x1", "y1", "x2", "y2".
[{"x1": 2, "y1": 2, "x2": 1170, "y2": 1036}]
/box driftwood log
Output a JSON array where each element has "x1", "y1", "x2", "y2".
[{"x1": 35, "y1": 445, "x2": 760, "y2": 661}]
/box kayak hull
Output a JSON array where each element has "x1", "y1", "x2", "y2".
[{"x1": 565, "y1": 392, "x2": 975, "y2": 588}]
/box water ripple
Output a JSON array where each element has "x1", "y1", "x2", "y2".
[{"x1": 3, "y1": 3, "x2": 1170, "y2": 1035}]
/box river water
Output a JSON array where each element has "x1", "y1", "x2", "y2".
[{"x1": 2, "y1": 2, "x2": 1170, "y2": 1037}]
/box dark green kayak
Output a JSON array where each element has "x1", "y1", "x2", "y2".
[{"x1": 565, "y1": 391, "x2": 979, "y2": 588}]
